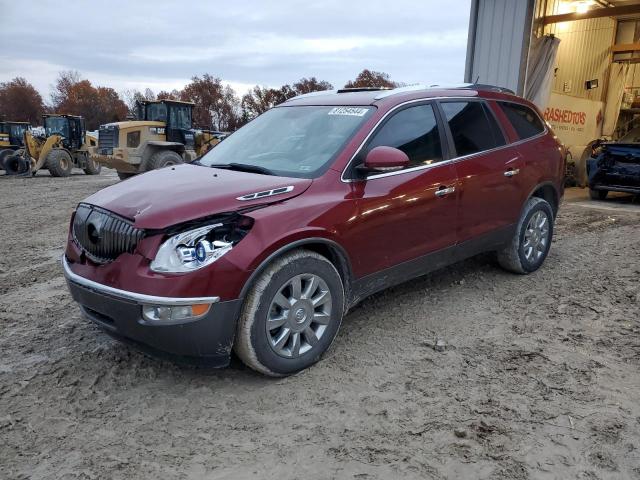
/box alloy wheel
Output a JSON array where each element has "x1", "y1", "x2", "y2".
[
  {"x1": 523, "y1": 210, "x2": 549, "y2": 262},
  {"x1": 266, "y1": 273, "x2": 332, "y2": 358}
]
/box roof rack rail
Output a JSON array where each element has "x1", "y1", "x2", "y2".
[{"x1": 337, "y1": 87, "x2": 392, "y2": 93}]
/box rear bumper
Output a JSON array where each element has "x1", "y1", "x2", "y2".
[{"x1": 62, "y1": 256, "x2": 241, "y2": 367}]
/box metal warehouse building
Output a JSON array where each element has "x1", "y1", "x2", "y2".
[{"x1": 466, "y1": 0, "x2": 640, "y2": 184}]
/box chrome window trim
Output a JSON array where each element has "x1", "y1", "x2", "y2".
[
  {"x1": 340, "y1": 97, "x2": 548, "y2": 183},
  {"x1": 62, "y1": 256, "x2": 220, "y2": 306}
]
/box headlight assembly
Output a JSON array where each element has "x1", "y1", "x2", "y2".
[{"x1": 150, "y1": 216, "x2": 253, "y2": 273}]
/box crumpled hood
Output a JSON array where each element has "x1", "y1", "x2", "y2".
[{"x1": 83, "y1": 164, "x2": 312, "y2": 229}]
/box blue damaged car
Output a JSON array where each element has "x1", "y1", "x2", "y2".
[{"x1": 587, "y1": 127, "x2": 640, "y2": 200}]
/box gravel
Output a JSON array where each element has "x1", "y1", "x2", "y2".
[{"x1": 1, "y1": 170, "x2": 639, "y2": 480}]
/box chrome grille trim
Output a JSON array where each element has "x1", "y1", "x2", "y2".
[{"x1": 72, "y1": 203, "x2": 144, "y2": 263}]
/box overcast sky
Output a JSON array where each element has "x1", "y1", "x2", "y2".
[{"x1": 1, "y1": 0, "x2": 471, "y2": 101}]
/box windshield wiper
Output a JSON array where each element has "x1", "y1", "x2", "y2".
[{"x1": 208, "y1": 162, "x2": 275, "y2": 176}]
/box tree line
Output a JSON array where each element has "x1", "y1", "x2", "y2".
[{"x1": 0, "y1": 69, "x2": 399, "y2": 131}]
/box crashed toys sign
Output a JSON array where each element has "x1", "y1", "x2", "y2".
[{"x1": 542, "y1": 93, "x2": 602, "y2": 148}]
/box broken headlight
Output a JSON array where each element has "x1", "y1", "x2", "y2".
[{"x1": 150, "y1": 216, "x2": 253, "y2": 273}]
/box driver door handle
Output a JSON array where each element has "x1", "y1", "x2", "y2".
[
  {"x1": 504, "y1": 168, "x2": 520, "y2": 177},
  {"x1": 434, "y1": 186, "x2": 455, "y2": 197}
]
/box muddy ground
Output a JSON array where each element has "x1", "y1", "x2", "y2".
[{"x1": 1, "y1": 170, "x2": 639, "y2": 480}]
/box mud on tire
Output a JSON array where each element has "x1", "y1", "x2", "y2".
[
  {"x1": 497, "y1": 197, "x2": 554, "y2": 274},
  {"x1": 234, "y1": 250, "x2": 345, "y2": 377}
]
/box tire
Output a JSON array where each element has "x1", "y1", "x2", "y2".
[
  {"x1": 117, "y1": 171, "x2": 136, "y2": 181},
  {"x1": 497, "y1": 197, "x2": 554, "y2": 274},
  {"x1": 46, "y1": 149, "x2": 73, "y2": 177},
  {"x1": 589, "y1": 188, "x2": 607, "y2": 200},
  {"x1": 146, "y1": 150, "x2": 183, "y2": 171},
  {"x1": 4, "y1": 152, "x2": 29, "y2": 175},
  {"x1": 234, "y1": 250, "x2": 345, "y2": 377},
  {"x1": 0, "y1": 148, "x2": 14, "y2": 170},
  {"x1": 83, "y1": 157, "x2": 101, "y2": 175}
]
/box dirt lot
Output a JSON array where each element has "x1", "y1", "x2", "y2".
[{"x1": 1, "y1": 170, "x2": 639, "y2": 480}]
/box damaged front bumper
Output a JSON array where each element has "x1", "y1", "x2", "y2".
[{"x1": 62, "y1": 256, "x2": 241, "y2": 367}]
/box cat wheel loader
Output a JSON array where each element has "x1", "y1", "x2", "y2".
[
  {"x1": 89, "y1": 100, "x2": 221, "y2": 180},
  {"x1": 0, "y1": 121, "x2": 31, "y2": 170},
  {"x1": 4, "y1": 114, "x2": 100, "y2": 177}
]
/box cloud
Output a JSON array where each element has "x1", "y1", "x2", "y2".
[{"x1": 0, "y1": 0, "x2": 471, "y2": 99}]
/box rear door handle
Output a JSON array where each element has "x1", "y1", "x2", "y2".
[
  {"x1": 504, "y1": 168, "x2": 520, "y2": 177},
  {"x1": 435, "y1": 186, "x2": 455, "y2": 197}
]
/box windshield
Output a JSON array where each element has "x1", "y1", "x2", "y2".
[
  {"x1": 45, "y1": 117, "x2": 69, "y2": 137},
  {"x1": 620, "y1": 126, "x2": 640, "y2": 143},
  {"x1": 198, "y1": 105, "x2": 374, "y2": 178},
  {"x1": 146, "y1": 103, "x2": 167, "y2": 122}
]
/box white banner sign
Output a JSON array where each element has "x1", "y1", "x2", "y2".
[{"x1": 542, "y1": 92, "x2": 603, "y2": 149}]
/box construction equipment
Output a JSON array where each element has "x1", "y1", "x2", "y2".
[
  {"x1": 90, "y1": 100, "x2": 221, "y2": 180},
  {"x1": 0, "y1": 121, "x2": 31, "y2": 170},
  {"x1": 4, "y1": 114, "x2": 100, "y2": 177}
]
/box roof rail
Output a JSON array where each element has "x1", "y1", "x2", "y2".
[{"x1": 337, "y1": 87, "x2": 392, "y2": 93}]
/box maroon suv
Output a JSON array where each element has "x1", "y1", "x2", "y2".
[{"x1": 63, "y1": 85, "x2": 564, "y2": 376}]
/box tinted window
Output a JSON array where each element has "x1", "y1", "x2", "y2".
[
  {"x1": 366, "y1": 104, "x2": 442, "y2": 167},
  {"x1": 499, "y1": 102, "x2": 544, "y2": 139},
  {"x1": 441, "y1": 101, "x2": 505, "y2": 157}
]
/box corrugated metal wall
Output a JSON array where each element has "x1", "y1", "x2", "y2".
[
  {"x1": 537, "y1": 0, "x2": 615, "y2": 102},
  {"x1": 465, "y1": 0, "x2": 534, "y2": 94}
]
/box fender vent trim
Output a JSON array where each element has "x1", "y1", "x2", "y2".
[{"x1": 236, "y1": 185, "x2": 294, "y2": 201}]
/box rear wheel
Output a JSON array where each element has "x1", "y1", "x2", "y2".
[
  {"x1": 146, "y1": 150, "x2": 183, "y2": 171},
  {"x1": 46, "y1": 149, "x2": 73, "y2": 177},
  {"x1": 4, "y1": 151, "x2": 29, "y2": 175},
  {"x1": 83, "y1": 157, "x2": 101, "y2": 175},
  {"x1": 497, "y1": 197, "x2": 554, "y2": 274},
  {"x1": 589, "y1": 188, "x2": 607, "y2": 200},
  {"x1": 234, "y1": 250, "x2": 345, "y2": 377}
]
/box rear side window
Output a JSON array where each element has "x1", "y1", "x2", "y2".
[
  {"x1": 366, "y1": 104, "x2": 443, "y2": 167},
  {"x1": 440, "y1": 101, "x2": 505, "y2": 157},
  {"x1": 498, "y1": 102, "x2": 545, "y2": 139}
]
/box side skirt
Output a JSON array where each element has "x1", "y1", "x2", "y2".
[{"x1": 347, "y1": 224, "x2": 516, "y2": 308}]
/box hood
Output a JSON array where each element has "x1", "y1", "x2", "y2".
[{"x1": 83, "y1": 164, "x2": 312, "y2": 229}]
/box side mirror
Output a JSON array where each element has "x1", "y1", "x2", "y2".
[{"x1": 360, "y1": 146, "x2": 409, "y2": 174}]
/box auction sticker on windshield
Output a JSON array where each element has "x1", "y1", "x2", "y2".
[{"x1": 328, "y1": 107, "x2": 369, "y2": 116}]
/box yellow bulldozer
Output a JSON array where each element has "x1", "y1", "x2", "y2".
[
  {"x1": 4, "y1": 114, "x2": 100, "y2": 177},
  {"x1": 90, "y1": 99, "x2": 222, "y2": 180}
]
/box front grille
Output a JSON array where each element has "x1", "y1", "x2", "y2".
[
  {"x1": 73, "y1": 203, "x2": 144, "y2": 263},
  {"x1": 98, "y1": 125, "x2": 119, "y2": 154}
]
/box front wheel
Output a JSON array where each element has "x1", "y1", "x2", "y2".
[
  {"x1": 234, "y1": 250, "x2": 345, "y2": 376},
  {"x1": 46, "y1": 149, "x2": 73, "y2": 177},
  {"x1": 146, "y1": 150, "x2": 183, "y2": 171},
  {"x1": 589, "y1": 188, "x2": 607, "y2": 200},
  {"x1": 497, "y1": 197, "x2": 554, "y2": 274}
]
